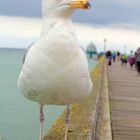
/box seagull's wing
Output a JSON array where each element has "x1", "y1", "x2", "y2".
[
  {"x1": 80, "y1": 46, "x2": 86, "y2": 53},
  {"x1": 80, "y1": 45, "x2": 88, "y2": 59},
  {"x1": 23, "y1": 42, "x2": 35, "y2": 64}
]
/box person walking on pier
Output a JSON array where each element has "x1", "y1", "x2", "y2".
[
  {"x1": 106, "y1": 51, "x2": 112, "y2": 66},
  {"x1": 135, "y1": 47, "x2": 140, "y2": 74},
  {"x1": 117, "y1": 51, "x2": 120, "y2": 60},
  {"x1": 128, "y1": 50, "x2": 135, "y2": 69},
  {"x1": 121, "y1": 54, "x2": 128, "y2": 65},
  {"x1": 121, "y1": 54, "x2": 124, "y2": 65},
  {"x1": 123, "y1": 54, "x2": 128, "y2": 65},
  {"x1": 112, "y1": 51, "x2": 117, "y2": 63}
]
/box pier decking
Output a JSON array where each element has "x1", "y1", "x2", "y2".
[
  {"x1": 44, "y1": 59, "x2": 140, "y2": 140},
  {"x1": 108, "y1": 61, "x2": 140, "y2": 140}
]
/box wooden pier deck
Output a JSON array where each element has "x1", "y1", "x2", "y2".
[{"x1": 108, "y1": 61, "x2": 140, "y2": 140}]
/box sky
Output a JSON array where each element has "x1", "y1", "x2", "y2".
[
  {"x1": 0, "y1": 0, "x2": 140, "y2": 52},
  {"x1": 0, "y1": 0, "x2": 140, "y2": 25}
]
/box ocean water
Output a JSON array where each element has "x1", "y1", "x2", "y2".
[{"x1": 0, "y1": 48, "x2": 97, "y2": 140}]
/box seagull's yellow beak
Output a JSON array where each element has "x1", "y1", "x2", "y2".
[{"x1": 68, "y1": 0, "x2": 91, "y2": 10}]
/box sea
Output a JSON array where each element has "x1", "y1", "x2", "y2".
[{"x1": 0, "y1": 48, "x2": 97, "y2": 140}]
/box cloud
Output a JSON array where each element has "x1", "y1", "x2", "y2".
[
  {"x1": 0, "y1": 16, "x2": 41, "y2": 38},
  {"x1": 0, "y1": 0, "x2": 140, "y2": 26},
  {"x1": 0, "y1": 35, "x2": 36, "y2": 48},
  {"x1": 0, "y1": 0, "x2": 41, "y2": 17},
  {"x1": 73, "y1": 0, "x2": 140, "y2": 25},
  {"x1": 0, "y1": 16, "x2": 140, "y2": 52}
]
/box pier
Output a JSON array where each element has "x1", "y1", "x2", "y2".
[
  {"x1": 44, "y1": 59, "x2": 140, "y2": 140},
  {"x1": 108, "y1": 61, "x2": 140, "y2": 140}
]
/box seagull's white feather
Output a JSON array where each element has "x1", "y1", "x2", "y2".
[{"x1": 18, "y1": 0, "x2": 93, "y2": 105}]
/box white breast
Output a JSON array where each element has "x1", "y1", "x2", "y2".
[{"x1": 18, "y1": 22, "x2": 93, "y2": 105}]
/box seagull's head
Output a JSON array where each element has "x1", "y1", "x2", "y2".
[{"x1": 42, "y1": 0, "x2": 91, "y2": 19}]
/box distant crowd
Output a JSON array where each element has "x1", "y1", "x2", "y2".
[{"x1": 106, "y1": 47, "x2": 140, "y2": 74}]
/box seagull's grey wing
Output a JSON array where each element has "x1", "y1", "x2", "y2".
[
  {"x1": 23, "y1": 42, "x2": 35, "y2": 64},
  {"x1": 80, "y1": 46, "x2": 86, "y2": 53},
  {"x1": 80, "y1": 46, "x2": 88, "y2": 59}
]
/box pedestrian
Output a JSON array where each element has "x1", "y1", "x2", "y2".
[
  {"x1": 128, "y1": 50, "x2": 134, "y2": 69},
  {"x1": 123, "y1": 54, "x2": 128, "y2": 65},
  {"x1": 135, "y1": 47, "x2": 140, "y2": 74},
  {"x1": 108, "y1": 55, "x2": 112, "y2": 66},
  {"x1": 107, "y1": 51, "x2": 112, "y2": 66},
  {"x1": 121, "y1": 54, "x2": 124, "y2": 65},
  {"x1": 112, "y1": 51, "x2": 117, "y2": 63},
  {"x1": 117, "y1": 51, "x2": 120, "y2": 60}
]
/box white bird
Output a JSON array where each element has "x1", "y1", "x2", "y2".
[{"x1": 18, "y1": 0, "x2": 92, "y2": 140}]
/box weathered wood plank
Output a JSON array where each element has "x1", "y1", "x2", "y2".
[{"x1": 108, "y1": 61, "x2": 140, "y2": 140}]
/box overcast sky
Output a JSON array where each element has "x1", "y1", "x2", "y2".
[
  {"x1": 0, "y1": 0, "x2": 140, "y2": 51},
  {"x1": 0, "y1": 0, "x2": 140, "y2": 26}
]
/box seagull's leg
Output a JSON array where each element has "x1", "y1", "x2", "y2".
[
  {"x1": 64, "y1": 105, "x2": 70, "y2": 140},
  {"x1": 39, "y1": 105, "x2": 44, "y2": 140}
]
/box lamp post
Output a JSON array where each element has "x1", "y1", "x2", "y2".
[
  {"x1": 104, "y1": 38, "x2": 107, "y2": 55},
  {"x1": 124, "y1": 45, "x2": 127, "y2": 54}
]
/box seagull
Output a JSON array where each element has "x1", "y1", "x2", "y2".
[{"x1": 18, "y1": 0, "x2": 92, "y2": 140}]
